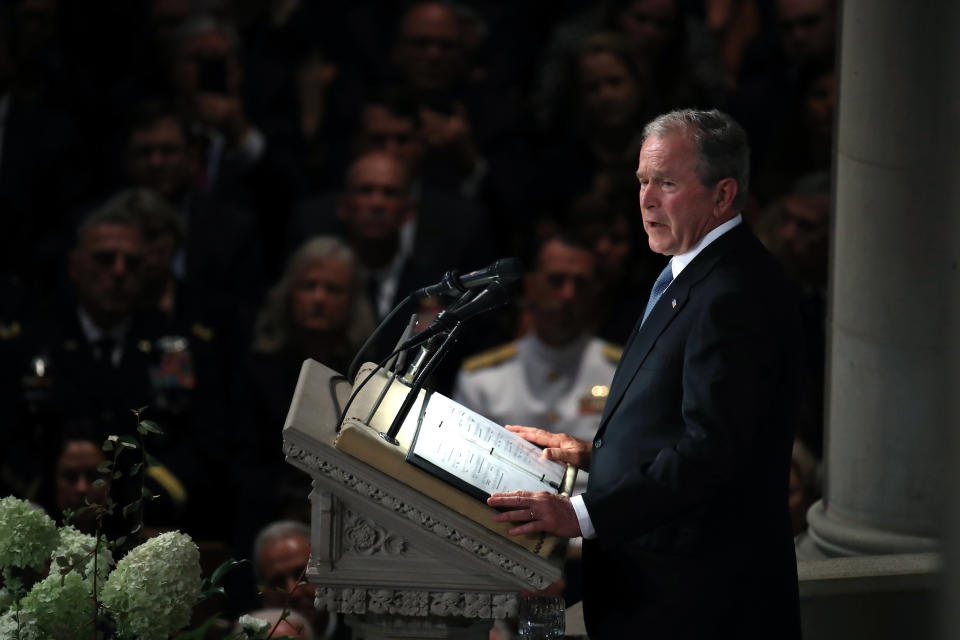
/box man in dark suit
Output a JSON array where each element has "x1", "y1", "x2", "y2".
[{"x1": 488, "y1": 109, "x2": 802, "y2": 639}]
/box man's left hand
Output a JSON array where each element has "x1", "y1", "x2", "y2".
[{"x1": 487, "y1": 490, "x2": 582, "y2": 538}]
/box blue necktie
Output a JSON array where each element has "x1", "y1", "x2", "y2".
[{"x1": 641, "y1": 261, "x2": 674, "y2": 326}]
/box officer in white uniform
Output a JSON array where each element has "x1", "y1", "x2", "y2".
[{"x1": 453, "y1": 235, "x2": 621, "y2": 486}]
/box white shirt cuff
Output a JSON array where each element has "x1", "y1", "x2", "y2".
[{"x1": 571, "y1": 494, "x2": 596, "y2": 539}]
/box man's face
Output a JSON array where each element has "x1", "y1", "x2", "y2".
[
  {"x1": 69, "y1": 223, "x2": 144, "y2": 327},
  {"x1": 55, "y1": 440, "x2": 108, "y2": 513},
  {"x1": 357, "y1": 105, "x2": 424, "y2": 171},
  {"x1": 803, "y1": 70, "x2": 835, "y2": 140},
  {"x1": 581, "y1": 215, "x2": 633, "y2": 279},
  {"x1": 777, "y1": 194, "x2": 829, "y2": 281},
  {"x1": 777, "y1": 0, "x2": 835, "y2": 63},
  {"x1": 636, "y1": 132, "x2": 719, "y2": 256},
  {"x1": 616, "y1": 0, "x2": 678, "y2": 56},
  {"x1": 526, "y1": 240, "x2": 596, "y2": 346},
  {"x1": 579, "y1": 52, "x2": 640, "y2": 130},
  {"x1": 259, "y1": 534, "x2": 315, "y2": 617},
  {"x1": 290, "y1": 258, "x2": 353, "y2": 334},
  {"x1": 125, "y1": 117, "x2": 192, "y2": 198},
  {"x1": 338, "y1": 154, "x2": 412, "y2": 242},
  {"x1": 393, "y1": 3, "x2": 463, "y2": 91}
]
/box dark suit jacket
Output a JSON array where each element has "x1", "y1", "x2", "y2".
[{"x1": 581, "y1": 225, "x2": 802, "y2": 639}]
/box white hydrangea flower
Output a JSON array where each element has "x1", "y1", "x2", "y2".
[
  {"x1": 51, "y1": 525, "x2": 114, "y2": 585},
  {"x1": 100, "y1": 531, "x2": 202, "y2": 640},
  {"x1": 238, "y1": 614, "x2": 273, "y2": 637},
  {"x1": 19, "y1": 570, "x2": 93, "y2": 638},
  {"x1": 0, "y1": 608, "x2": 42, "y2": 640},
  {"x1": 0, "y1": 496, "x2": 59, "y2": 572}
]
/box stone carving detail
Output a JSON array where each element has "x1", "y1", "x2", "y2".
[
  {"x1": 342, "y1": 510, "x2": 406, "y2": 557},
  {"x1": 313, "y1": 586, "x2": 515, "y2": 619},
  {"x1": 285, "y1": 443, "x2": 549, "y2": 589}
]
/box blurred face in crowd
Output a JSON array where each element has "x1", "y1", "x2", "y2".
[
  {"x1": 171, "y1": 26, "x2": 241, "y2": 98},
  {"x1": 290, "y1": 257, "x2": 354, "y2": 336},
  {"x1": 777, "y1": 0, "x2": 835, "y2": 63},
  {"x1": 777, "y1": 193, "x2": 830, "y2": 284},
  {"x1": 125, "y1": 117, "x2": 192, "y2": 199},
  {"x1": 580, "y1": 213, "x2": 634, "y2": 280},
  {"x1": 149, "y1": 0, "x2": 190, "y2": 45},
  {"x1": 337, "y1": 153, "x2": 413, "y2": 244},
  {"x1": 259, "y1": 533, "x2": 315, "y2": 619},
  {"x1": 69, "y1": 222, "x2": 144, "y2": 329},
  {"x1": 803, "y1": 70, "x2": 836, "y2": 141},
  {"x1": 579, "y1": 51, "x2": 641, "y2": 131},
  {"x1": 616, "y1": 0, "x2": 678, "y2": 57},
  {"x1": 637, "y1": 130, "x2": 733, "y2": 256},
  {"x1": 55, "y1": 440, "x2": 108, "y2": 515},
  {"x1": 393, "y1": 2, "x2": 463, "y2": 91},
  {"x1": 526, "y1": 239, "x2": 596, "y2": 347},
  {"x1": 357, "y1": 104, "x2": 425, "y2": 172}
]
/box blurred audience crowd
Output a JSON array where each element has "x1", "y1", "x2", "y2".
[{"x1": 0, "y1": 0, "x2": 834, "y2": 633}]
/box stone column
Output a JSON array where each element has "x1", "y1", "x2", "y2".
[{"x1": 797, "y1": 0, "x2": 960, "y2": 559}]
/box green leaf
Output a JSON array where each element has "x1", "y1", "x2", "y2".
[
  {"x1": 133, "y1": 405, "x2": 149, "y2": 414},
  {"x1": 55, "y1": 555, "x2": 69, "y2": 566},
  {"x1": 115, "y1": 536, "x2": 127, "y2": 547},
  {"x1": 145, "y1": 452, "x2": 162, "y2": 467},
  {"x1": 130, "y1": 462, "x2": 143, "y2": 476},
  {"x1": 139, "y1": 419, "x2": 164, "y2": 435},
  {"x1": 96, "y1": 461, "x2": 112, "y2": 473},
  {"x1": 209, "y1": 558, "x2": 247, "y2": 587},
  {"x1": 112, "y1": 471, "x2": 123, "y2": 480},
  {"x1": 197, "y1": 585, "x2": 227, "y2": 602},
  {"x1": 101, "y1": 440, "x2": 115, "y2": 452},
  {"x1": 130, "y1": 523, "x2": 142, "y2": 535},
  {"x1": 92, "y1": 479, "x2": 106, "y2": 488},
  {"x1": 122, "y1": 501, "x2": 141, "y2": 518},
  {"x1": 117, "y1": 435, "x2": 139, "y2": 449},
  {"x1": 141, "y1": 486, "x2": 153, "y2": 498}
]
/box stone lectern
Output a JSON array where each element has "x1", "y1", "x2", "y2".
[{"x1": 282, "y1": 359, "x2": 565, "y2": 639}]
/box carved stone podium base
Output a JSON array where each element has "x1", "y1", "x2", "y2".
[
  {"x1": 345, "y1": 614, "x2": 491, "y2": 639},
  {"x1": 282, "y1": 360, "x2": 562, "y2": 640}
]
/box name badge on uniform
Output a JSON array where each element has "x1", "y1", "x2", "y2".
[{"x1": 579, "y1": 385, "x2": 610, "y2": 415}]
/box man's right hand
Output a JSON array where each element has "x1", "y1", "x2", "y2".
[{"x1": 506, "y1": 425, "x2": 592, "y2": 471}]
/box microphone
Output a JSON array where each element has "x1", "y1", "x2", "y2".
[
  {"x1": 401, "y1": 280, "x2": 511, "y2": 351},
  {"x1": 413, "y1": 258, "x2": 522, "y2": 298}
]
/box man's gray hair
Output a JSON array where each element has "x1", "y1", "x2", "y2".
[
  {"x1": 642, "y1": 109, "x2": 751, "y2": 210},
  {"x1": 76, "y1": 193, "x2": 146, "y2": 246},
  {"x1": 252, "y1": 520, "x2": 311, "y2": 584}
]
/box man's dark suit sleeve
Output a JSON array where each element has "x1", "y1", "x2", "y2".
[{"x1": 583, "y1": 281, "x2": 789, "y2": 541}]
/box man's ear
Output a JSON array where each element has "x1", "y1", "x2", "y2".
[{"x1": 713, "y1": 177, "x2": 738, "y2": 217}]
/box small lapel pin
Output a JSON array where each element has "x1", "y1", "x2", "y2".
[{"x1": 671, "y1": 299, "x2": 677, "y2": 308}]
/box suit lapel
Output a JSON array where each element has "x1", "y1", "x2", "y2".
[{"x1": 596, "y1": 225, "x2": 751, "y2": 435}]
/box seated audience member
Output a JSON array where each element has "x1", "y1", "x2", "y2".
[
  {"x1": 252, "y1": 521, "x2": 344, "y2": 640},
  {"x1": 233, "y1": 238, "x2": 373, "y2": 555},
  {"x1": 752, "y1": 59, "x2": 835, "y2": 206},
  {"x1": 762, "y1": 191, "x2": 831, "y2": 455},
  {"x1": 334, "y1": 151, "x2": 433, "y2": 321},
  {"x1": 11, "y1": 199, "x2": 225, "y2": 539},
  {"x1": 121, "y1": 101, "x2": 264, "y2": 316},
  {"x1": 454, "y1": 235, "x2": 620, "y2": 456},
  {"x1": 566, "y1": 183, "x2": 661, "y2": 344},
  {"x1": 165, "y1": 13, "x2": 308, "y2": 277},
  {"x1": 534, "y1": 32, "x2": 653, "y2": 216},
  {"x1": 236, "y1": 608, "x2": 315, "y2": 640},
  {"x1": 53, "y1": 437, "x2": 109, "y2": 533},
  {"x1": 286, "y1": 90, "x2": 497, "y2": 269}
]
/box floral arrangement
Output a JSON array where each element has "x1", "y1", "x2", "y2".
[{"x1": 0, "y1": 410, "x2": 300, "y2": 639}]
